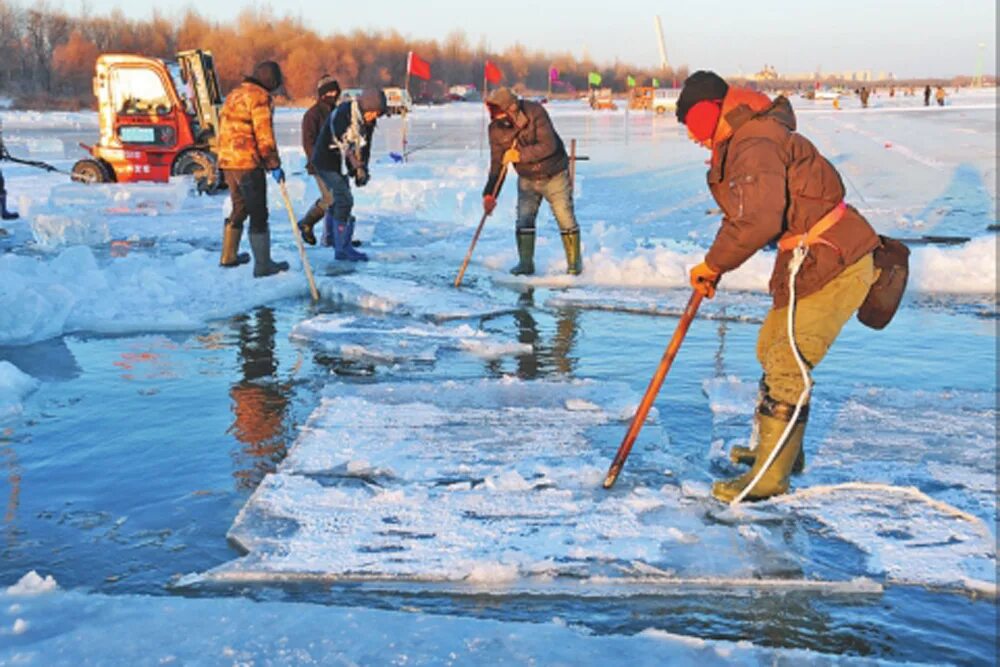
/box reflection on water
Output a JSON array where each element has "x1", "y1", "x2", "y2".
[
  {"x1": 228, "y1": 307, "x2": 290, "y2": 491},
  {"x1": 1, "y1": 429, "x2": 21, "y2": 550},
  {"x1": 489, "y1": 289, "x2": 580, "y2": 379}
]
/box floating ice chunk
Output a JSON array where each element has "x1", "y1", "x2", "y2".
[
  {"x1": 457, "y1": 338, "x2": 531, "y2": 359},
  {"x1": 31, "y1": 213, "x2": 111, "y2": 248},
  {"x1": 565, "y1": 398, "x2": 601, "y2": 412},
  {"x1": 324, "y1": 274, "x2": 515, "y2": 321},
  {"x1": 5, "y1": 571, "x2": 58, "y2": 596},
  {"x1": 48, "y1": 181, "x2": 190, "y2": 216},
  {"x1": 0, "y1": 362, "x2": 39, "y2": 421}
]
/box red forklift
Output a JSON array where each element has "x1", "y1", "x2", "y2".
[{"x1": 72, "y1": 50, "x2": 225, "y2": 193}]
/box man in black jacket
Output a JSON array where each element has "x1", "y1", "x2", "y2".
[
  {"x1": 311, "y1": 88, "x2": 387, "y2": 261},
  {"x1": 297, "y1": 75, "x2": 340, "y2": 246},
  {"x1": 483, "y1": 88, "x2": 582, "y2": 275}
]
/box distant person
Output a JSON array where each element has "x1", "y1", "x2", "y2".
[
  {"x1": 675, "y1": 70, "x2": 881, "y2": 502},
  {"x1": 923, "y1": 85, "x2": 931, "y2": 106},
  {"x1": 935, "y1": 86, "x2": 946, "y2": 107},
  {"x1": 482, "y1": 87, "x2": 582, "y2": 276},
  {"x1": 297, "y1": 75, "x2": 340, "y2": 247},
  {"x1": 859, "y1": 87, "x2": 870, "y2": 108},
  {"x1": 217, "y1": 60, "x2": 289, "y2": 277},
  {"x1": 311, "y1": 88, "x2": 388, "y2": 261},
  {"x1": 0, "y1": 119, "x2": 19, "y2": 223}
]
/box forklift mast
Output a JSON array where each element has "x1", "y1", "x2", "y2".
[{"x1": 175, "y1": 50, "x2": 223, "y2": 148}]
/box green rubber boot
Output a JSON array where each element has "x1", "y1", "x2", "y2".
[
  {"x1": 510, "y1": 229, "x2": 536, "y2": 275},
  {"x1": 560, "y1": 228, "x2": 583, "y2": 275},
  {"x1": 713, "y1": 405, "x2": 806, "y2": 503}
]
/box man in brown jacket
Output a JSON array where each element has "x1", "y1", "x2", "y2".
[
  {"x1": 217, "y1": 60, "x2": 288, "y2": 277},
  {"x1": 678, "y1": 71, "x2": 879, "y2": 503}
]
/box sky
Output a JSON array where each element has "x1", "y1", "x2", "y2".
[{"x1": 68, "y1": 0, "x2": 996, "y2": 79}]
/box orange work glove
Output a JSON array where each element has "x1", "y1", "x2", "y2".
[
  {"x1": 689, "y1": 261, "x2": 720, "y2": 299},
  {"x1": 502, "y1": 147, "x2": 520, "y2": 165},
  {"x1": 483, "y1": 195, "x2": 497, "y2": 214}
]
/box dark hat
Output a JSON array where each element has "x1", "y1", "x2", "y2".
[
  {"x1": 317, "y1": 74, "x2": 340, "y2": 98},
  {"x1": 676, "y1": 70, "x2": 729, "y2": 123},
  {"x1": 251, "y1": 61, "x2": 284, "y2": 93},
  {"x1": 485, "y1": 87, "x2": 518, "y2": 111},
  {"x1": 357, "y1": 88, "x2": 387, "y2": 116}
]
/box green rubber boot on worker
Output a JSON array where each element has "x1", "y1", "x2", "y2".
[
  {"x1": 510, "y1": 229, "x2": 535, "y2": 275},
  {"x1": 713, "y1": 399, "x2": 807, "y2": 503},
  {"x1": 561, "y1": 228, "x2": 583, "y2": 275}
]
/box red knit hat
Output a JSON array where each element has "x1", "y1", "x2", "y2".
[{"x1": 685, "y1": 99, "x2": 723, "y2": 142}]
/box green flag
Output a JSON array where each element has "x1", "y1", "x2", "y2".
[
  {"x1": 652, "y1": 77, "x2": 660, "y2": 87},
  {"x1": 626, "y1": 75, "x2": 636, "y2": 88},
  {"x1": 588, "y1": 72, "x2": 602, "y2": 86}
]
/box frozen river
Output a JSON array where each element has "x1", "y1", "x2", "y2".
[{"x1": 0, "y1": 89, "x2": 996, "y2": 664}]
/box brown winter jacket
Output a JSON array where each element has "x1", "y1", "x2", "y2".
[
  {"x1": 484, "y1": 99, "x2": 569, "y2": 195},
  {"x1": 704, "y1": 88, "x2": 879, "y2": 308},
  {"x1": 217, "y1": 78, "x2": 280, "y2": 172},
  {"x1": 301, "y1": 99, "x2": 333, "y2": 175}
]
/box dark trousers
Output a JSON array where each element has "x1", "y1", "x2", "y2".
[
  {"x1": 315, "y1": 169, "x2": 353, "y2": 221},
  {"x1": 225, "y1": 168, "x2": 268, "y2": 234},
  {"x1": 0, "y1": 168, "x2": 6, "y2": 196}
]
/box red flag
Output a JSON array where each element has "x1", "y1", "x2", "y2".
[
  {"x1": 484, "y1": 60, "x2": 503, "y2": 85},
  {"x1": 407, "y1": 51, "x2": 431, "y2": 80}
]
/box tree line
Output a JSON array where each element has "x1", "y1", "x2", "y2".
[{"x1": 0, "y1": 2, "x2": 689, "y2": 108}]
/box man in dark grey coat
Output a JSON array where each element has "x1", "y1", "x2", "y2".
[
  {"x1": 297, "y1": 75, "x2": 340, "y2": 246},
  {"x1": 483, "y1": 88, "x2": 582, "y2": 275}
]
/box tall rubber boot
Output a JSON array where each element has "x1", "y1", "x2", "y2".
[
  {"x1": 729, "y1": 404, "x2": 806, "y2": 474},
  {"x1": 343, "y1": 220, "x2": 368, "y2": 261},
  {"x1": 560, "y1": 228, "x2": 582, "y2": 275},
  {"x1": 712, "y1": 404, "x2": 806, "y2": 503},
  {"x1": 297, "y1": 204, "x2": 324, "y2": 246},
  {"x1": 510, "y1": 229, "x2": 535, "y2": 275},
  {"x1": 0, "y1": 194, "x2": 18, "y2": 220},
  {"x1": 249, "y1": 232, "x2": 289, "y2": 277},
  {"x1": 220, "y1": 223, "x2": 250, "y2": 267},
  {"x1": 321, "y1": 210, "x2": 335, "y2": 247}
]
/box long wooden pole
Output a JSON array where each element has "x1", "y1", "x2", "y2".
[
  {"x1": 278, "y1": 182, "x2": 319, "y2": 302},
  {"x1": 453, "y1": 164, "x2": 509, "y2": 288},
  {"x1": 602, "y1": 290, "x2": 704, "y2": 489}
]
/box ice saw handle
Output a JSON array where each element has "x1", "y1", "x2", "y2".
[{"x1": 603, "y1": 290, "x2": 704, "y2": 489}]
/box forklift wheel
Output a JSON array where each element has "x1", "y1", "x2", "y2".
[
  {"x1": 172, "y1": 150, "x2": 221, "y2": 194},
  {"x1": 71, "y1": 159, "x2": 114, "y2": 184}
]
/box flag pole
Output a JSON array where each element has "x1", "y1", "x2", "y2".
[
  {"x1": 403, "y1": 53, "x2": 411, "y2": 164},
  {"x1": 480, "y1": 68, "x2": 486, "y2": 156}
]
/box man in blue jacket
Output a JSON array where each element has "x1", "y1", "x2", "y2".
[{"x1": 310, "y1": 88, "x2": 387, "y2": 261}]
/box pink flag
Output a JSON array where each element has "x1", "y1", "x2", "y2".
[{"x1": 549, "y1": 67, "x2": 559, "y2": 83}]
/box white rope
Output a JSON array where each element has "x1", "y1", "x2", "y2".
[{"x1": 731, "y1": 244, "x2": 813, "y2": 505}]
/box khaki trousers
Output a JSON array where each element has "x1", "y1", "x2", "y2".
[{"x1": 757, "y1": 253, "x2": 876, "y2": 405}]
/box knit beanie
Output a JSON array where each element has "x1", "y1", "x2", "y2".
[
  {"x1": 676, "y1": 70, "x2": 729, "y2": 124},
  {"x1": 357, "y1": 88, "x2": 388, "y2": 116},
  {"x1": 251, "y1": 61, "x2": 283, "y2": 93},
  {"x1": 317, "y1": 74, "x2": 340, "y2": 98}
]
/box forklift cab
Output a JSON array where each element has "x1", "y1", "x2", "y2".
[{"x1": 73, "y1": 50, "x2": 224, "y2": 192}]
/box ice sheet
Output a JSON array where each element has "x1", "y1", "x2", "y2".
[
  {"x1": 0, "y1": 246, "x2": 310, "y2": 346},
  {"x1": 0, "y1": 578, "x2": 917, "y2": 666},
  {"x1": 703, "y1": 378, "x2": 997, "y2": 593},
  {"x1": 0, "y1": 361, "x2": 39, "y2": 421},
  {"x1": 291, "y1": 314, "x2": 530, "y2": 365},
  {"x1": 322, "y1": 273, "x2": 517, "y2": 321}
]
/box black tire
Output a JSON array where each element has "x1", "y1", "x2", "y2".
[
  {"x1": 71, "y1": 159, "x2": 114, "y2": 184},
  {"x1": 172, "y1": 149, "x2": 222, "y2": 194}
]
